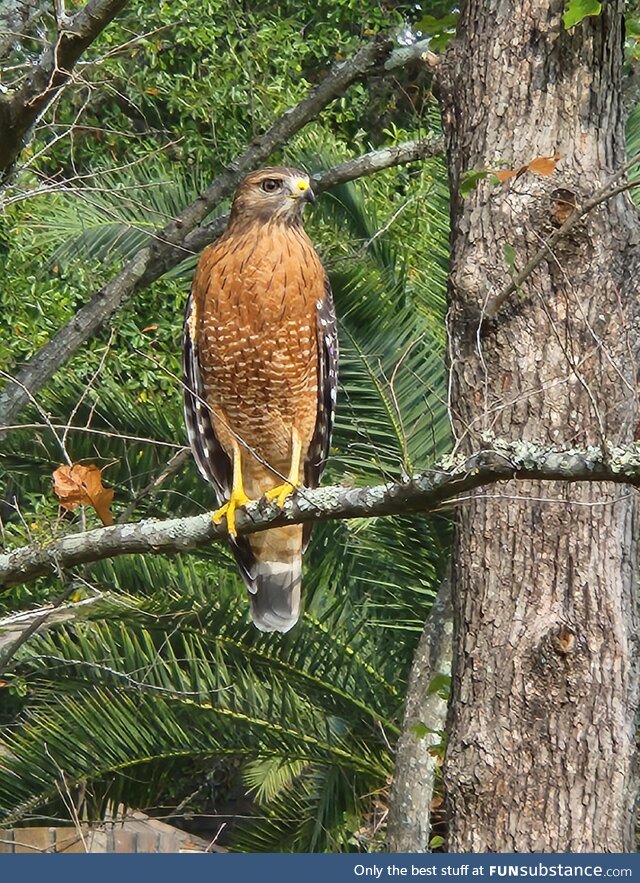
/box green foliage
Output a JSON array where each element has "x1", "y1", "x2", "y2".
[
  {"x1": 5, "y1": 0, "x2": 638, "y2": 851},
  {"x1": 503, "y1": 242, "x2": 516, "y2": 269},
  {"x1": 562, "y1": 0, "x2": 602, "y2": 29},
  {"x1": 427, "y1": 673, "x2": 451, "y2": 701},
  {"x1": 0, "y1": 155, "x2": 451, "y2": 843},
  {"x1": 459, "y1": 169, "x2": 490, "y2": 198},
  {"x1": 415, "y1": 12, "x2": 458, "y2": 52},
  {"x1": 0, "y1": 561, "x2": 398, "y2": 842},
  {"x1": 0, "y1": 0, "x2": 455, "y2": 851}
]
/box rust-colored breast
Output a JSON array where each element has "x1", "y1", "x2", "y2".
[{"x1": 193, "y1": 221, "x2": 325, "y2": 483}]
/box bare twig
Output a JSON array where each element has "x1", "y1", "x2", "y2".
[
  {"x1": 0, "y1": 0, "x2": 130, "y2": 179},
  {"x1": 0, "y1": 581, "x2": 80, "y2": 674},
  {"x1": 0, "y1": 0, "x2": 46, "y2": 62},
  {"x1": 117, "y1": 448, "x2": 191, "y2": 523},
  {"x1": 0, "y1": 422, "x2": 184, "y2": 448},
  {"x1": 62, "y1": 328, "x2": 116, "y2": 453},
  {"x1": 0, "y1": 369, "x2": 72, "y2": 465}
]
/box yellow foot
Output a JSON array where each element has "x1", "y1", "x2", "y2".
[
  {"x1": 212, "y1": 490, "x2": 251, "y2": 538},
  {"x1": 263, "y1": 482, "x2": 295, "y2": 509}
]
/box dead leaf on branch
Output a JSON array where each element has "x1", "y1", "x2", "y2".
[
  {"x1": 52, "y1": 463, "x2": 114, "y2": 526},
  {"x1": 495, "y1": 152, "x2": 561, "y2": 183}
]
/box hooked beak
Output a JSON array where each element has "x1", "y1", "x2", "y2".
[
  {"x1": 301, "y1": 185, "x2": 316, "y2": 205},
  {"x1": 291, "y1": 177, "x2": 316, "y2": 205}
]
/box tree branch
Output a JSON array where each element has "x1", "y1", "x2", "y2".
[
  {"x1": 2, "y1": 436, "x2": 640, "y2": 590},
  {"x1": 383, "y1": 38, "x2": 439, "y2": 73},
  {"x1": 0, "y1": 597, "x2": 104, "y2": 664},
  {"x1": 0, "y1": 130, "x2": 443, "y2": 431},
  {"x1": 387, "y1": 576, "x2": 452, "y2": 853},
  {"x1": 0, "y1": 0, "x2": 129, "y2": 178},
  {"x1": 0, "y1": 580, "x2": 78, "y2": 673},
  {"x1": 185, "y1": 135, "x2": 444, "y2": 254}
]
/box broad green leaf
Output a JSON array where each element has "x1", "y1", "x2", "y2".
[
  {"x1": 410, "y1": 721, "x2": 441, "y2": 739},
  {"x1": 460, "y1": 169, "x2": 489, "y2": 197},
  {"x1": 563, "y1": 0, "x2": 602, "y2": 29},
  {"x1": 427, "y1": 672, "x2": 451, "y2": 700}
]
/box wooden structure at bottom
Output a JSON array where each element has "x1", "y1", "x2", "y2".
[{"x1": 0, "y1": 812, "x2": 221, "y2": 853}]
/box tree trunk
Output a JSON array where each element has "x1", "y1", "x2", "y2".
[{"x1": 441, "y1": 0, "x2": 640, "y2": 852}]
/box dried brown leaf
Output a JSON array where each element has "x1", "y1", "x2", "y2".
[
  {"x1": 53, "y1": 463, "x2": 114, "y2": 526},
  {"x1": 495, "y1": 152, "x2": 561, "y2": 183},
  {"x1": 495, "y1": 167, "x2": 521, "y2": 182},
  {"x1": 527, "y1": 152, "x2": 561, "y2": 176}
]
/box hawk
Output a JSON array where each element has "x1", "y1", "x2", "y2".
[{"x1": 183, "y1": 167, "x2": 338, "y2": 633}]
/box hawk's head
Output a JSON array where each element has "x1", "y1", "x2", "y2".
[{"x1": 230, "y1": 166, "x2": 316, "y2": 225}]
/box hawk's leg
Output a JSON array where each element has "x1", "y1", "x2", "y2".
[
  {"x1": 212, "y1": 439, "x2": 251, "y2": 538},
  {"x1": 263, "y1": 428, "x2": 302, "y2": 508}
]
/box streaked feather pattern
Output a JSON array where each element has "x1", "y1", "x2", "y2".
[{"x1": 182, "y1": 167, "x2": 337, "y2": 632}]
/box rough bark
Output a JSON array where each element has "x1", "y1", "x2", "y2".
[
  {"x1": 0, "y1": 0, "x2": 45, "y2": 61},
  {"x1": 441, "y1": 0, "x2": 640, "y2": 852},
  {"x1": 387, "y1": 578, "x2": 452, "y2": 853}
]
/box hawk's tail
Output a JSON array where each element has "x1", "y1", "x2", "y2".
[
  {"x1": 250, "y1": 555, "x2": 301, "y2": 633},
  {"x1": 233, "y1": 526, "x2": 302, "y2": 633}
]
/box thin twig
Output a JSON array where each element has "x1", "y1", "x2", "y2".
[
  {"x1": 0, "y1": 369, "x2": 72, "y2": 465},
  {"x1": 0, "y1": 422, "x2": 185, "y2": 448},
  {"x1": 484, "y1": 155, "x2": 640, "y2": 321},
  {"x1": 117, "y1": 448, "x2": 191, "y2": 522},
  {"x1": 0, "y1": 581, "x2": 79, "y2": 674}
]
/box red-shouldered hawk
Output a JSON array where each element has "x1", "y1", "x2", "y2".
[{"x1": 183, "y1": 167, "x2": 338, "y2": 633}]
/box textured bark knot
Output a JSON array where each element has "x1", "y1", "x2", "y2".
[
  {"x1": 550, "y1": 188, "x2": 578, "y2": 228},
  {"x1": 552, "y1": 626, "x2": 577, "y2": 656}
]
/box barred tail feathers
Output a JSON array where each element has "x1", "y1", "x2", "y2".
[{"x1": 247, "y1": 525, "x2": 303, "y2": 633}]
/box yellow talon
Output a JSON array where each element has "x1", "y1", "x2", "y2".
[
  {"x1": 213, "y1": 439, "x2": 251, "y2": 538},
  {"x1": 212, "y1": 489, "x2": 251, "y2": 538},
  {"x1": 264, "y1": 482, "x2": 295, "y2": 509}
]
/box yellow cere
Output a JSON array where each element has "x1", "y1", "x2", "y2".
[{"x1": 296, "y1": 179, "x2": 309, "y2": 192}]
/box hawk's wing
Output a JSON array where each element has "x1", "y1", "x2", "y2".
[
  {"x1": 183, "y1": 290, "x2": 259, "y2": 589},
  {"x1": 182, "y1": 290, "x2": 232, "y2": 502},
  {"x1": 305, "y1": 275, "x2": 338, "y2": 489}
]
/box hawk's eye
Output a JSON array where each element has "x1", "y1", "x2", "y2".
[{"x1": 261, "y1": 178, "x2": 281, "y2": 193}]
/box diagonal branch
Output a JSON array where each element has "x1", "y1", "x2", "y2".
[
  {"x1": 0, "y1": 0, "x2": 130, "y2": 178},
  {"x1": 2, "y1": 437, "x2": 640, "y2": 590},
  {"x1": 0, "y1": 131, "x2": 443, "y2": 431},
  {"x1": 185, "y1": 135, "x2": 444, "y2": 254}
]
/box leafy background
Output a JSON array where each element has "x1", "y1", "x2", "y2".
[{"x1": 0, "y1": 0, "x2": 638, "y2": 852}]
